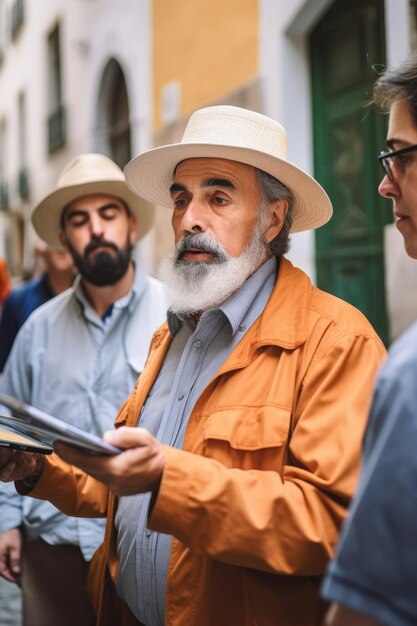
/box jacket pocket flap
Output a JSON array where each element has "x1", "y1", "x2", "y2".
[{"x1": 203, "y1": 405, "x2": 290, "y2": 450}]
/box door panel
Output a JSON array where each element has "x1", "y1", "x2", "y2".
[{"x1": 310, "y1": 0, "x2": 391, "y2": 344}]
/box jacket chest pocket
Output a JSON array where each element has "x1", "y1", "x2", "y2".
[{"x1": 202, "y1": 405, "x2": 291, "y2": 471}]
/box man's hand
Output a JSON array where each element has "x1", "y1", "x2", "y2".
[
  {"x1": 0, "y1": 528, "x2": 22, "y2": 584},
  {"x1": 0, "y1": 448, "x2": 44, "y2": 483},
  {"x1": 54, "y1": 427, "x2": 165, "y2": 497}
]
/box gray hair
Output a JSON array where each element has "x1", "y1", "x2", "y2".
[
  {"x1": 255, "y1": 168, "x2": 294, "y2": 257},
  {"x1": 373, "y1": 51, "x2": 417, "y2": 126}
]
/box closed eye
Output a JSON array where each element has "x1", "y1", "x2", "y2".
[{"x1": 99, "y1": 206, "x2": 119, "y2": 220}]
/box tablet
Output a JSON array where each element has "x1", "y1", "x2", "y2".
[
  {"x1": 0, "y1": 393, "x2": 122, "y2": 456},
  {"x1": 0, "y1": 426, "x2": 53, "y2": 454}
]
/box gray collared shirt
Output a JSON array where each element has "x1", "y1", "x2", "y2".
[
  {"x1": 115, "y1": 257, "x2": 278, "y2": 625},
  {"x1": 0, "y1": 268, "x2": 167, "y2": 560}
]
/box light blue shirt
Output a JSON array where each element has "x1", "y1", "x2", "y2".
[
  {"x1": 115, "y1": 257, "x2": 278, "y2": 626},
  {"x1": 321, "y1": 319, "x2": 417, "y2": 626},
  {"x1": 0, "y1": 267, "x2": 167, "y2": 560}
]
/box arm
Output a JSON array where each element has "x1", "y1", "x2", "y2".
[
  {"x1": 0, "y1": 528, "x2": 22, "y2": 584},
  {"x1": 0, "y1": 321, "x2": 45, "y2": 533},
  {"x1": 321, "y1": 346, "x2": 417, "y2": 626},
  {"x1": 21, "y1": 451, "x2": 110, "y2": 518},
  {"x1": 148, "y1": 333, "x2": 385, "y2": 574},
  {"x1": 0, "y1": 319, "x2": 110, "y2": 519}
]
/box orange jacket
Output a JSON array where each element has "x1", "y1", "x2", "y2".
[{"x1": 28, "y1": 259, "x2": 386, "y2": 626}]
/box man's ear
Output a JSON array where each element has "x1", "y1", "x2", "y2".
[
  {"x1": 264, "y1": 199, "x2": 288, "y2": 244},
  {"x1": 128, "y1": 214, "x2": 138, "y2": 245},
  {"x1": 58, "y1": 230, "x2": 69, "y2": 250}
]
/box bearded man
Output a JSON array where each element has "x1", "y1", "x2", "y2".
[
  {"x1": 0, "y1": 153, "x2": 167, "y2": 626},
  {"x1": 0, "y1": 108, "x2": 385, "y2": 626}
]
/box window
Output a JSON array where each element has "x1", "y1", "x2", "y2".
[
  {"x1": 17, "y1": 91, "x2": 29, "y2": 199},
  {"x1": 10, "y1": 0, "x2": 24, "y2": 40},
  {"x1": 0, "y1": 0, "x2": 7, "y2": 66},
  {"x1": 47, "y1": 23, "x2": 65, "y2": 152}
]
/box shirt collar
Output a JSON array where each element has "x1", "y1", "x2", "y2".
[
  {"x1": 167, "y1": 256, "x2": 278, "y2": 337},
  {"x1": 73, "y1": 263, "x2": 146, "y2": 318}
]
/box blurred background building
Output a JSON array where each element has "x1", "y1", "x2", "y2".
[{"x1": 0, "y1": 0, "x2": 415, "y2": 343}]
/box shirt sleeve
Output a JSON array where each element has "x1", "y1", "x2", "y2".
[
  {"x1": 0, "y1": 481, "x2": 23, "y2": 532},
  {"x1": 0, "y1": 321, "x2": 37, "y2": 532},
  {"x1": 0, "y1": 318, "x2": 35, "y2": 402},
  {"x1": 321, "y1": 335, "x2": 417, "y2": 626}
]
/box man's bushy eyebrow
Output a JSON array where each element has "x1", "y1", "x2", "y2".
[
  {"x1": 170, "y1": 182, "x2": 187, "y2": 195},
  {"x1": 204, "y1": 178, "x2": 236, "y2": 190},
  {"x1": 170, "y1": 178, "x2": 236, "y2": 195}
]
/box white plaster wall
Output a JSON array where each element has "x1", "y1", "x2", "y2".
[
  {"x1": 0, "y1": 0, "x2": 154, "y2": 272},
  {"x1": 0, "y1": 0, "x2": 95, "y2": 266},
  {"x1": 259, "y1": 0, "x2": 333, "y2": 282},
  {"x1": 385, "y1": 223, "x2": 417, "y2": 340},
  {"x1": 81, "y1": 0, "x2": 154, "y2": 272}
]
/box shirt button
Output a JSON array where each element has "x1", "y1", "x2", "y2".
[
  {"x1": 194, "y1": 340, "x2": 202, "y2": 348},
  {"x1": 145, "y1": 528, "x2": 152, "y2": 537},
  {"x1": 178, "y1": 394, "x2": 184, "y2": 401},
  {"x1": 238, "y1": 324, "x2": 246, "y2": 332}
]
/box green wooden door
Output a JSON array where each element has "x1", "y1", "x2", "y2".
[{"x1": 310, "y1": 0, "x2": 391, "y2": 344}]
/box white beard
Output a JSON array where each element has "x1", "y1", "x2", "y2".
[{"x1": 158, "y1": 215, "x2": 270, "y2": 315}]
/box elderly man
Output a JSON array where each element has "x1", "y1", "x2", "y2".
[
  {"x1": 0, "y1": 107, "x2": 385, "y2": 626},
  {"x1": 322, "y1": 52, "x2": 417, "y2": 626},
  {"x1": 0, "y1": 153, "x2": 166, "y2": 626}
]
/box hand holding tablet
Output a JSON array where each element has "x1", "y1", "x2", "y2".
[
  {"x1": 0, "y1": 393, "x2": 121, "y2": 456},
  {"x1": 0, "y1": 426, "x2": 53, "y2": 454}
]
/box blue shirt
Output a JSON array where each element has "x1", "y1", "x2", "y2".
[
  {"x1": 321, "y1": 320, "x2": 417, "y2": 626},
  {"x1": 115, "y1": 257, "x2": 278, "y2": 626},
  {"x1": 0, "y1": 273, "x2": 54, "y2": 371},
  {"x1": 0, "y1": 268, "x2": 167, "y2": 560}
]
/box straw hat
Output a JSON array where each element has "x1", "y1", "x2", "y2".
[
  {"x1": 32, "y1": 153, "x2": 155, "y2": 246},
  {"x1": 124, "y1": 105, "x2": 332, "y2": 232}
]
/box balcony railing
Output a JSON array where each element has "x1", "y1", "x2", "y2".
[
  {"x1": 47, "y1": 105, "x2": 66, "y2": 153},
  {"x1": 11, "y1": 0, "x2": 24, "y2": 40},
  {"x1": 0, "y1": 182, "x2": 9, "y2": 211},
  {"x1": 18, "y1": 167, "x2": 29, "y2": 200}
]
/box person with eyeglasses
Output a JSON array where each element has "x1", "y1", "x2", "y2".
[{"x1": 322, "y1": 51, "x2": 417, "y2": 626}]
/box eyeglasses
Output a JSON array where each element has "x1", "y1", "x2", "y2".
[{"x1": 378, "y1": 143, "x2": 417, "y2": 181}]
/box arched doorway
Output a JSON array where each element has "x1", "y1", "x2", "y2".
[{"x1": 96, "y1": 59, "x2": 132, "y2": 169}]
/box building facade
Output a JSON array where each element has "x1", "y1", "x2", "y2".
[{"x1": 0, "y1": 0, "x2": 415, "y2": 341}]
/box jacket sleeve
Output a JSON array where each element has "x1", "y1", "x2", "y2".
[
  {"x1": 148, "y1": 331, "x2": 386, "y2": 576},
  {"x1": 16, "y1": 452, "x2": 109, "y2": 518},
  {"x1": 15, "y1": 389, "x2": 136, "y2": 517}
]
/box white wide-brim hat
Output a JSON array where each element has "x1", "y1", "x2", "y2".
[
  {"x1": 124, "y1": 105, "x2": 332, "y2": 232},
  {"x1": 32, "y1": 153, "x2": 155, "y2": 247}
]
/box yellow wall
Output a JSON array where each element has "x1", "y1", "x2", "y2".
[{"x1": 153, "y1": 0, "x2": 259, "y2": 130}]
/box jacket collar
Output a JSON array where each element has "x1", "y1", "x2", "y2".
[
  {"x1": 254, "y1": 257, "x2": 311, "y2": 349},
  {"x1": 215, "y1": 257, "x2": 311, "y2": 376}
]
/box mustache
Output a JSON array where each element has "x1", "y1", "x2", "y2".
[
  {"x1": 84, "y1": 237, "x2": 118, "y2": 258},
  {"x1": 175, "y1": 233, "x2": 229, "y2": 263}
]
